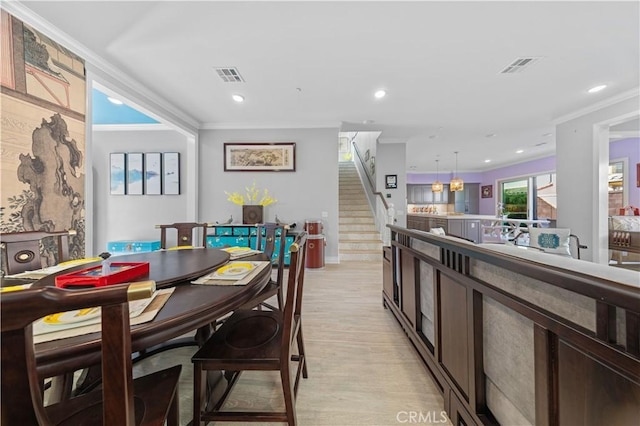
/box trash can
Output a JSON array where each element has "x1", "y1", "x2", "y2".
[
  {"x1": 304, "y1": 219, "x2": 323, "y2": 235},
  {"x1": 306, "y1": 234, "x2": 325, "y2": 268}
]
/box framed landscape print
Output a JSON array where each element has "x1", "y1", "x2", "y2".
[
  {"x1": 224, "y1": 142, "x2": 296, "y2": 171},
  {"x1": 163, "y1": 152, "x2": 180, "y2": 195},
  {"x1": 144, "y1": 152, "x2": 162, "y2": 195},
  {"x1": 110, "y1": 153, "x2": 126, "y2": 195},
  {"x1": 126, "y1": 152, "x2": 144, "y2": 195}
]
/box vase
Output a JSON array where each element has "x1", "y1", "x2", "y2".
[{"x1": 242, "y1": 205, "x2": 264, "y2": 224}]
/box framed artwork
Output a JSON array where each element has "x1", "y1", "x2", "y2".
[
  {"x1": 163, "y1": 152, "x2": 181, "y2": 195},
  {"x1": 126, "y1": 152, "x2": 144, "y2": 195},
  {"x1": 110, "y1": 153, "x2": 126, "y2": 195},
  {"x1": 385, "y1": 174, "x2": 397, "y2": 189},
  {"x1": 481, "y1": 185, "x2": 493, "y2": 198},
  {"x1": 224, "y1": 142, "x2": 296, "y2": 172},
  {"x1": 144, "y1": 152, "x2": 162, "y2": 195}
]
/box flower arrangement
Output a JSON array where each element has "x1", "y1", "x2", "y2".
[{"x1": 225, "y1": 181, "x2": 277, "y2": 206}]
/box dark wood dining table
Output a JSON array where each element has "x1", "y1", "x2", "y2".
[{"x1": 28, "y1": 248, "x2": 271, "y2": 381}]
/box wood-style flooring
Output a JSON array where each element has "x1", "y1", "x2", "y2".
[{"x1": 133, "y1": 261, "x2": 449, "y2": 425}]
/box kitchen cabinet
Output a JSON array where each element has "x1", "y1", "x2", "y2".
[
  {"x1": 407, "y1": 184, "x2": 449, "y2": 204},
  {"x1": 452, "y1": 183, "x2": 479, "y2": 214}
]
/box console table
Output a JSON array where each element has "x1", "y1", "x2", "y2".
[{"x1": 206, "y1": 224, "x2": 296, "y2": 265}]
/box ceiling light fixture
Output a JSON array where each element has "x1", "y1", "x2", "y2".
[
  {"x1": 374, "y1": 89, "x2": 386, "y2": 99},
  {"x1": 516, "y1": 149, "x2": 524, "y2": 154},
  {"x1": 542, "y1": 132, "x2": 553, "y2": 137},
  {"x1": 484, "y1": 159, "x2": 491, "y2": 163},
  {"x1": 485, "y1": 133, "x2": 497, "y2": 138},
  {"x1": 232, "y1": 94, "x2": 244, "y2": 103},
  {"x1": 588, "y1": 84, "x2": 607, "y2": 93},
  {"x1": 432, "y1": 159, "x2": 443, "y2": 193},
  {"x1": 107, "y1": 97, "x2": 123, "y2": 105},
  {"x1": 450, "y1": 151, "x2": 464, "y2": 192}
]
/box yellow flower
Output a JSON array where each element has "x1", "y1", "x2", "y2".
[{"x1": 225, "y1": 181, "x2": 277, "y2": 206}]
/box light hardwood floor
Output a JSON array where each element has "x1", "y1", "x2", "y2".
[{"x1": 134, "y1": 261, "x2": 450, "y2": 425}]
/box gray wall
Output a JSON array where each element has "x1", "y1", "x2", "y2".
[
  {"x1": 198, "y1": 127, "x2": 340, "y2": 262},
  {"x1": 91, "y1": 128, "x2": 190, "y2": 254}
]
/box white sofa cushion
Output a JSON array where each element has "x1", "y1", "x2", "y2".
[{"x1": 528, "y1": 228, "x2": 571, "y2": 256}]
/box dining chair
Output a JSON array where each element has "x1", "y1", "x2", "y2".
[
  {"x1": 156, "y1": 222, "x2": 211, "y2": 249},
  {"x1": 1, "y1": 280, "x2": 182, "y2": 426},
  {"x1": 240, "y1": 222, "x2": 288, "y2": 311},
  {"x1": 191, "y1": 232, "x2": 309, "y2": 426},
  {"x1": 0, "y1": 229, "x2": 76, "y2": 276}
]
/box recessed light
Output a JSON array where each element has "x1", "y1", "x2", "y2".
[
  {"x1": 484, "y1": 159, "x2": 491, "y2": 163},
  {"x1": 107, "y1": 97, "x2": 123, "y2": 105},
  {"x1": 374, "y1": 90, "x2": 386, "y2": 99},
  {"x1": 516, "y1": 149, "x2": 524, "y2": 154},
  {"x1": 485, "y1": 133, "x2": 497, "y2": 138},
  {"x1": 588, "y1": 84, "x2": 607, "y2": 93},
  {"x1": 542, "y1": 132, "x2": 553, "y2": 137},
  {"x1": 232, "y1": 94, "x2": 244, "y2": 103}
]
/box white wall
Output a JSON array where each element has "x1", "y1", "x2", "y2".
[
  {"x1": 91, "y1": 128, "x2": 190, "y2": 254},
  {"x1": 556, "y1": 93, "x2": 640, "y2": 263},
  {"x1": 376, "y1": 142, "x2": 407, "y2": 228},
  {"x1": 198, "y1": 127, "x2": 340, "y2": 263}
]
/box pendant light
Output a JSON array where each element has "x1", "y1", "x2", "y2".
[
  {"x1": 432, "y1": 159, "x2": 443, "y2": 193},
  {"x1": 450, "y1": 151, "x2": 464, "y2": 192}
]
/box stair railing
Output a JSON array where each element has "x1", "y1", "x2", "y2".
[{"x1": 351, "y1": 142, "x2": 389, "y2": 243}]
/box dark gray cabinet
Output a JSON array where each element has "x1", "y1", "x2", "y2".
[
  {"x1": 453, "y1": 183, "x2": 479, "y2": 214},
  {"x1": 408, "y1": 184, "x2": 449, "y2": 204}
]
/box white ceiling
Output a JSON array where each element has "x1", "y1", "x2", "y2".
[{"x1": 14, "y1": 1, "x2": 640, "y2": 173}]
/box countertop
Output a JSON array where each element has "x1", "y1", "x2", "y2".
[{"x1": 407, "y1": 213, "x2": 498, "y2": 220}]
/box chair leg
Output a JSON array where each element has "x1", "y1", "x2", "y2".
[
  {"x1": 276, "y1": 286, "x2": 284, "y2": 311},
  {"x1": 296, "y1": 325, "x2": 308, "y2": 379},
  {"x1": 193, "y1": 363, "x2": 204, "y2": 426},
  {"x1": 280, "y1": 367, "x2": 297, "y2": 426}
]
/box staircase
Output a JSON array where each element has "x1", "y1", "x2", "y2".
[{"x1": 338, "y1": 162, "x2": 383, "y2": 262}]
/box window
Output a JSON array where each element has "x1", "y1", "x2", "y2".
[{"x1": 499, "y1": 173, "x2": 557, "y2": 220}]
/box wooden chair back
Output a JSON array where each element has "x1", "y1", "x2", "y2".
[
  {"x1": 1, "y1": 281, "x2": 156, "y2": 425},
  {"x1": 156, "y1": 222, "x2": 210, "y2": 249},
  {"x1": 280, "y1": 232, "x2": 308, "y2": 366},
  {"x1": 256, "y1": 223, "x2": 287, "y2": 280},
  {"x1": 0, "y1": 230, "x2": 76, "y2": 276}
]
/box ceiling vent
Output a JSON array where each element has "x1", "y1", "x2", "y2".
[
  {"x1": 499, "y1": 57, "x2": 542, "y2": 74},
  {"x1": 215, "y1": 67, "x2": 245, "y2": 82}
]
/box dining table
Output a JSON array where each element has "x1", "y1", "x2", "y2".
[{"x1": 16, "y1": 248, "x2": 271, "y2": 393}]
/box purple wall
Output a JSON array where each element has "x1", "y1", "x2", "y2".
[{"x1": 610, "y1": 138, "x2": 640, "y2": 208}]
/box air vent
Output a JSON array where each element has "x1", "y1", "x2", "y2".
[
  {"x1": 215, "y1": 67, "x2": 245, "y2": 82},
  {"x1": 499, "y1": 57, "x2": 542, "y2": 74}
]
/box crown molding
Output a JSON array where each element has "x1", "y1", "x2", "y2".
[
  {"x1": 3, "y1": 1, "x2": 200, "y2": 132},
  {"x1": 200, "y1": 121, "x2": 341, "y2": 130},
  {"x1": 93, "y1": 123, "x2": 171, "y2": 132},
  {"x1": 553, "y1": 87, "x2": 640, "y2": 125}
]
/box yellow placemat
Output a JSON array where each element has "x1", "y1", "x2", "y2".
[
  {"x1": 33, "y1": 288, "x2": 175, "y2": 344},
  {"x1": 191, "y1": 261, "x2": 271, "y2": 286}
]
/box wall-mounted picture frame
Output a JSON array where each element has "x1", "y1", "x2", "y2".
[
  {"x1": 385, "y1": 174, "x2": 397, "y2": 189},
  {"x1": 224, "y1": 142, "x2": 296, "y2": 172},
  {"x1": 144, "y1": 152, "x2": 162, "y2": 195},
  {"x1": 110, "y1": 153, "x2": 126, "y2": 195},
  {"x1": 163, "y1": 152, "x2": 181, "y2": 195},
  {"x1": 126, "y1": 152, "x2": 144, "y2": 195},
  {"x1": 481, "y1": 184, "x2": 493, "y2": 198}
]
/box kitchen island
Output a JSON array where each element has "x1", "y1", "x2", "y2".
[{"x1": 407, "y1": 213, "x2": 549, "y2": 243}]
